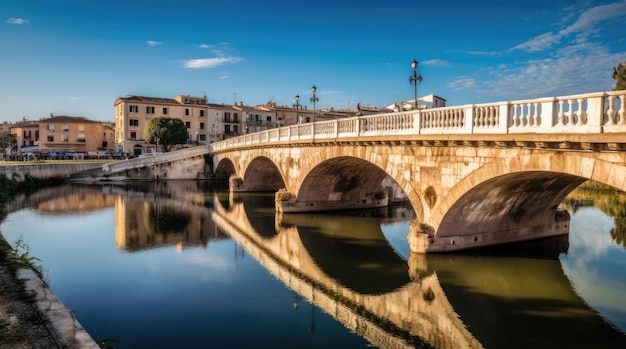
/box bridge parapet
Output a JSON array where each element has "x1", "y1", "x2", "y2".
[
  {"x1": 212, "y1": 91, "x2": 626, "y2": 152},
  {"x1": 102, "y1": 145, "x2": 209, "y2": 174}
]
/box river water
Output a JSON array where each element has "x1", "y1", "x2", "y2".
[{"x1": 1, "y1": 181, "x2": 625, "y2": 348}]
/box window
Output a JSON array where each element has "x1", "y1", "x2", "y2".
[
  {"x1": 77, "y1": 133, "x2": 86, "y2": 142},
  {"x1": 47, "y1": 135, "x2": 54, "y2": 142},
  {"x1": 225, "y1": 125, "x2": 231, "y2": 133},
  {"x1": 162, "y1": 107, "x2": 168, "y2": 115},
  {"x1": 129, "y1": 119, "x2": 139, "y2": 127},
  {"x1": 185, "y1": 108, "x2": 190, "y2": 116},
  {"x1": 47, "y1": 124, "x2": 54, "y2": 131},
  {"x1": 224, "y1": 112, "x2": 230, "y2": 122},
  {"x1": 199, "y1": 134, "x2": 206, "y2": 141},
  {"x1": 200, "y1": 110, "x2": 205, "y2": 117},
  {"x1": 146, "y1": 106, "x2": 155, "y2": 114},
  {"x1": 129, "y1": 105, "x2": 138, "y2": 113},
  {"x1": 233, "y1": 113, "x2": 239, "y2": 122},
  {"x1": 233, "y1": 125, "x2": 239, "y2": 134},
  {"x1": 185, "y1": 122, "x2": 191, "y2": 129},
  {"x1": 266, "y1": 116, "x2": 272, "y2": 122},
  {"x1": 61, "y1": 135, "x2": 69, "y2": 142},
  {"x1": 130, "y1": 132, "x2": 137, "y2": 140},
  {"x1": 200, "y1": 122, "x2": 205, "y2": 130},
  {"x1": 78, "y1": 125, "x2": 85, "y2": 131},
  {"x1": 62, "y1": 125, "x2": 69, "y2": 132}
]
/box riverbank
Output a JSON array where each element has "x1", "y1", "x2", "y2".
[
  {"x1": 0, "y1": 235, "x2": 59, "y2": 348},
  {"x1": 0, "y1": 235, "x2": 101, "y2": 348},
  {"x1": 0, "y1": 174, "x2": 100, "y2": 348}
]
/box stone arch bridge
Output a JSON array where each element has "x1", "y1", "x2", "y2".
[{"x1": 211, "y1": 91, "x2": 626, "y2": 253}]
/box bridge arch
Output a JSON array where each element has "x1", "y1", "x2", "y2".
[
  {"x1": 422, "y1": 151, "x2": 626, "y2": 252},
  {"x1": 242, "y1": 156, "x2": 286, "y2": 192},
  {"x1": 278, "y1": 153, "x2": 425, "y2": 219},
  {"x1": 214, "y1": 157, "x2": 236, "y2": 179}
]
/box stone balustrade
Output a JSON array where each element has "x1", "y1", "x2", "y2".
[
  {"x1": 102, "y1": 145, "x2": 209, "y2": 174},
  {"x1": 212, "y1": 91, "x2": 625, "y2": 152}
]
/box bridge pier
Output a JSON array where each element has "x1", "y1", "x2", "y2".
[
  {"x1": 275, "y1": 188, "x2": 388, "y2": 213},
  {"x1": 409, "y1": 209, "x2": 571, "y2": 253}
]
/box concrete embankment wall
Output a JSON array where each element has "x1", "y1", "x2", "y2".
[{"x1": 0, "y1": 163, "x2": 104, "y2": 180}]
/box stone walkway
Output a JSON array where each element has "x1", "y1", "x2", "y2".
[{"x1": 0, "y1": 236, "x2": 99, "y2": 349}]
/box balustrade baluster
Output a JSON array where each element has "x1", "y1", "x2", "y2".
[
  {"x1": 606, "y1": 95, "x2": 617, "y2": 125},
  {"x1": 558, "y1": 100, "x2": 566, "y2": 126},
  {"x1": 473, "y1": 108, "x2": 479, "y2": 128},
  {"x1": 510, "y1": 105, "x2": 516, "y2": 128},
  {"x1": 480, "y1": 108, "x2": 486, "y2": 127},
  {"x1": 577, "y1": 98, "x2": 586, "y2": 125},
  {"x1": 613, "y1": 95, "x2": 626, "y2": 126}
]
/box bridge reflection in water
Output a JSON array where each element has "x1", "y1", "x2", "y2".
[{"x1": 213, "y1": 191, "x2": 626, "y2": 349}]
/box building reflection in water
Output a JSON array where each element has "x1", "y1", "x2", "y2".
[{"x1": 113, "y1": 181, "x2": 228, "y2": 251}]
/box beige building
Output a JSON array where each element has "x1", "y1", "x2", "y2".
[
  {"x1": 38, "y1": 115, "x2": 115, "y2": 155},
  {"x1": 10, "y1": 120, "x2": 39, "y2": 150},
  {"x1": 206, "y1": 103, "x2": 241, "y2": 142},
  {"x1": 114, "y1": 95, "x2": 211, "y2": 155}
]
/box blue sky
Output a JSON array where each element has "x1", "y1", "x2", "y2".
[{"x1": 1, "y1": 0, "x2": 626, "y2": 122}]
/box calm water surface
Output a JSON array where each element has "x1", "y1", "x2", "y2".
[{"x1": 1, "y1": 181, "x2": 625, "y2": 348}]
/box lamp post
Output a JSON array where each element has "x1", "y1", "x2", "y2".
[
  {"x1": 310, "y1": 85, "x2": 319, "y2": 123},
  {"x1": 409, "y1": 59, "x2": 422, "y2": 109},
  {"x1": 293, "y1": 95, "x2": 301, "y2": 124}
]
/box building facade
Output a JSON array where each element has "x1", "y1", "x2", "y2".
[
  {"x1": 38, "y1": 115, "x2": 115, "y2": 155},
  {"x1": 114, "y1": 95, "x2": 210, "y2": 155}
]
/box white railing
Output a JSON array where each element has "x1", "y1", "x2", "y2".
[
  {"x1": 212, "y1": 91, "x2": 626, "y2": 152},
  {"x1": 102, "y1": 145, "x2": 209, "y2": 174}
]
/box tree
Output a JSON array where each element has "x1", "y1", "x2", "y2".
[
  {"x1": 613, "y1": 61, "x2": 626, "y2": 91},
  {"x1": 0, "y1": 133, "x2": 16, "y2": 152},
  {"x1": 144, "y1": 117, "x2": 188, "y2": 152}
]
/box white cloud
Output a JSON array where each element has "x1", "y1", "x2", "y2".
[
  {"x1": 6, "y1": 18, "x2": 29, "y2": 24},
  {"x1": 482, "y1": 41, "x2": 626, "y2": 99},
  {"x1": 511, "y1": 0, "x2": 626, "y2": 53},
  {"x1": 198, "y1": 42, "x2": 234, "y2": 57},
  {"x1": 182, "y1": 56, "x2": 243, "y2": 69},
  {"x1": 457, "y1": 50, "x2": 500, "y2": 56},
  {"x1": 511, "y1": 32, "x2": 562, "y2": 53},
  {"x1": 448, "y1": 77, "x2": 476, "y2": 90},
  {"x1": 422, "y1": 59, "x2": 450, "y2": 67},
  {"x1": 146, "y1": 40, "x2": 162, "y2": 46}
]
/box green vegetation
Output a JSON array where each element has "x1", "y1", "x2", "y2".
[
  {"x1": 613, "y1": 60, "x2": 626, "y2": 91},
  {"x1": 0, "y1": 173, "x2": 64, "y2": 202},
  {"x1": 144, "y1": 117, "x2": 189, "y2": 152},
  {"x1": 11, "y1": 237, "x2": 44, "y2": 281},
  {"x1": 0, "y1": 133, "x2": 16, "y2": 151}
]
